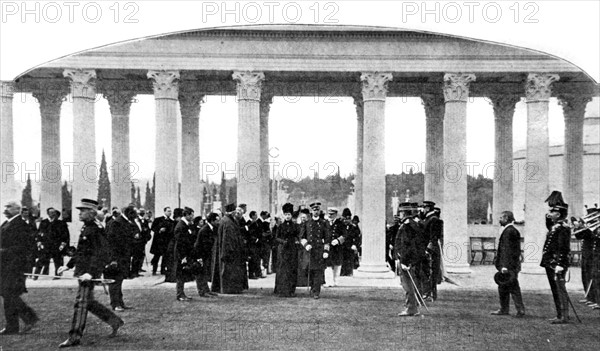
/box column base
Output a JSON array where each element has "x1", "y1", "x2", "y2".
[
  {"x1": 355, "y1": 263, "x2": 396, "y2": 279},
  {"x1": 445, "y1": 263, "x2": 472, "y2": 274}
]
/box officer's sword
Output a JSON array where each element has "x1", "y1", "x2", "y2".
[
  {"x1": 407, "y1": 269, "x2": 429, "y2": 312},
  {"x1": 555, "y1": 272, "x2": 582, "y2": 323}
]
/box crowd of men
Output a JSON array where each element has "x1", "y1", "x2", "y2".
[{"x1": 2, "y1": 190, "x2": 600, "y2": 346}]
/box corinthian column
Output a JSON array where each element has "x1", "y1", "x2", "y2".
[
  {"x1": 32, "y1": 83, "x2": 69, "y2": 215},
  {"x1": 179, "y1": 83, "x2": 204, "y2": 213},
  {"x1": 522, "y1": 73, "x2": 559, "y2": 273},
  {"x1": 558, "y1": 94, "x2": 591, "y2": 218},
  {"x1": 63, "y1": 69, "x2": 97, "y2": 224},
  {"x1": 233, "y1": 71, "x2": 264, "y2": 213},
  {"x1": 104, "y1": 85, "x2": 136, "y2": 209},
  {"x1": 352, "y1": 93, "x2": 364, "y2": 223},
  {"x1": 356, "y1": 72, "x2": 394, "y2": 275},
  {"x1": 147, "y1": 70, "x2": 180, "y2": 215},
  {"x1": 422, "y1": 93, "x2": 445, "y2": 207},
  {"x1": 0, "y1": 81, "x2": 18, "y2": 202},
  {"x1": 442, "y1": 73, "x2": 475, "y2": 274},
  {"x1": 259, "y1": 93, "x2": 273, "y2": 213},
  {"x1": 489, "y1": 95, "x2": 520, "y2": 227}
]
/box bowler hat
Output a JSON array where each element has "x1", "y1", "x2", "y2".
[{"x1": 494, "y1": 271, "x2": 516, "y2": 286}]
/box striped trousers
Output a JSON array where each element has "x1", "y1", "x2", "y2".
[{"x1": 68, "y1": 281, "x2": 122, "y2": 340}]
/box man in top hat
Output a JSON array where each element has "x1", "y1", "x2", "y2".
[
  {"x1": 490, "y1": 210, "x2": 525, "y2": 317},
  {"x1": 326, "y1": 207, "x2": 344, "y2": 287},
  {"x1": 340, "y1": 208, "x2": 359, "y2": 276},
  {"x1": 421, "y1": 201, "x2": 443, "y2": 301},
  {"x1": 1, "y1": 201, "x2": 39, "y2": 335},
  {"x1": 57, "y1": 199, "x2": 123, "y2": 347},
  {"x1": 540, "y1": 195, "x2": 572, "y2": 324},
  {"x1": 299, "y1": 202, "x2": 331, "y2": 299},
  {"x1": 394, "y1": 202, "x2": 426, "y2": 316}
]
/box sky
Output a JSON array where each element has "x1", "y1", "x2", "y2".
[{"x1": 2, "y1": 1, "x2": 599, "y2": 196}]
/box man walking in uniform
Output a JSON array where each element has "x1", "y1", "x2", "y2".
[
  {"x1": 57, "y1": 199, "x2": 123, "y2": 347},
  {"x1": 490, "y1": 210, "x2": 525, "y2": 317}
]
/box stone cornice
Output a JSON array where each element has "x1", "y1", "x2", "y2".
[
  {"x1": 443, "y1": 73, "x2": 475, "y2": 102},
  {"x1": 232, "y1": 71, "x2": 265, "y2": 102},
  {"x1": 63, "y1": 69, "x2": 96, "y2": 99},
  {"x1": 525, "y1": 73, "x2": 559, "y2": 102},
  {"x1": 147, "y1": 70, "x2": 180, "y2": 100},
  {"x1": 360, "y1": 72, "x2": 392, "y2": 102},
  {"x1": 557, "y1": 94, "x2": 593, "y2": 120}
]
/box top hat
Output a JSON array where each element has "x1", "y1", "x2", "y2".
[{"x1": 224, "y1": 203, "x2": 236, "y2": 213}]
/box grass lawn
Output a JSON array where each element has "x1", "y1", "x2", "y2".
[{"x1": 1, "y1": 286, "x2": 599, "y2": 350}]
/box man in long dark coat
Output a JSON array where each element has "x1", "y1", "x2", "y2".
[
  {"x1": 1, "y1": 201, "x2": 39, "y2": 335},
  {"x1": 36, "y1": 208, "x2": 70, "y2": 277},
  {"x1": 299, "y1": 202, "x2": 331, "y2": 299},
  {"x1": 150, "y1": 207, "x2": 175, "y2": 275},
  {"x1": 105, "y1": 206, "x2": 136, "y2": 311},
  {"x1": 573, "y1": 210, "x2": 595, "y2": 304},
  {"x1": 326, "y1": 207, "x2": 344, "y2": 287},
  {"x1": 274, "y1": 203, "x2": 299, "y2": 297},
  {"x1": 195, "y1": 213, "x2": 220, "y2": 297},
  {"x1": 490, "y1": 210, "x2": 525, "y2": 317},
  {"x1": 340, "y1": 208, "x2": 359, "y2": 276},
  {"x1": 217, "y1": 204, "x2": 248, "y2": 294},
  {"x1": 173, "y1": 207, "x2": 196, "y2": 301}
]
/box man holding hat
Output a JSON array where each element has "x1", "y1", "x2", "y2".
[
  {"x1": 490, "y1": 211, "x2": 525, "y2": 317},
  {"x1": 57, "y1": 199, "x2": 123, "y2": 348},
  {"x1": 299, "y1": 202, "x2": 331, "y2": 299},
  {"x1": 540, "y1": 191, "x2": 571, "y2": 324}
]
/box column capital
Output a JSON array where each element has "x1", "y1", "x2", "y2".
[
  {"x1": 360, "y1": 72, "x2": 392, "y2": 102},
  {"x1": 32, "y1": 86, "x2": 69, "y2": 116},
  {"x1": 557, "y1": 94, "x2": 592, "y2": 120},
  {"x1": 104, "y1": 88, "x2": 136, "y2": 116},
  {"x1": 259, "y1": 93, "x2": 274, "y2": 116},
  {"x1": 421, "y1": 93, "x2": 445, "y2": 119},
  {"x1": 63, "y1": 69, "x2": 97, "y2": 99},
  {"x1": 232, "y1": 71, "x2": 265, "y2": 102},
  {"x1": 488, "y1": 95, "x2": 521, "y2": 119},
  {"x1": 443, "y1": 73, "x2": 475, "y2": 102},
  {"x1": 178, "y1": 85, "x2": 204, "y2": 119},
  {"x1": 147, "y1": 70, "x2": 180, "y2": 100},
  {"x1": 1, "y1": 81, "x2": 15, "y2": 99},
  {"x1": 525, "y1": 73, "x2": 559, "y2": 102}
]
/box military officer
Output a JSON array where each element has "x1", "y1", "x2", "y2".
[
  {"x1": 57, "y1": 199, "x2": 124, "y2": 347},
  {"x1": 394, "y1": 202, "x2": 426, "y2": 316},
  {"x1": 326, "y1": 207, "x2": 344, "y2": 287},
  {"x1": 299, "y1": 202, "x2": 331, "y2": 299},
  {"x1": 422, "y1": 201, "x2": 443, "y2": 301},
  {"x1": 540, "y1": 196, "x2": 571, "y2": 324}
]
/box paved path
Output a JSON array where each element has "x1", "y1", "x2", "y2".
[{"x1": 26, "y1": 263, "x2": 585, "y2": 295}]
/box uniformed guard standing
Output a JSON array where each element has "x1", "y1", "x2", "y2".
[
  {"x1": 422, "y1": 201, "x2": 443, "y2": 301},
  {"x1": 57, "y1": 199, "x2": 124, "y2": 348},
  {"x1": 540, "y1": 191, "x2": 571, "y2": 325},
  {"x1": 573, "y1": 209, "x2": 595, "y2": 305},
  {"x1": 299, "y1": 202, "x2": 331, "y2": 299}
]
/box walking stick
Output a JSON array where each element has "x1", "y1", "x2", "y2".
[
  {"x1": 584, "y1": 279, "x2": 593, "y2": 299},
  {"x1": 556, "y1": 273, "x2": 582, "y2": 323},
  {"x1": 24, "y1": 273, "x2": 115, "y2": 284},
  {"x1": 307, "y1": 251, "x2": 311, "y2": 294},
  {"x1": 407, "y1": 269, "x2": 429, "y2": 312}
]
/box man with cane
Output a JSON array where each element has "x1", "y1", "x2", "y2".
[{"x1": 394, "y1": 202, "x2": 427, "y2": 317}]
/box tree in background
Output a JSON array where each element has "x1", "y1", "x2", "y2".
[
  {"x1": 21, "y1": 174, "x2": 33, "y2": 209},
  {"x1": 135, "y1": 186, "x2": 142, "y2": 208},
  {"x1": 97, "y1": 150, "x2": 111, "y2": 208},
  {"x1": 219, "y1": 172, "x2": 227, "y2": 203},
  {"x1": 144, "y1": 181, "x2": 153, "y2": 211},
  {"x1": 130, "y1": 181, "x2": 136, "y2": 205},
  {"x1": 467, "y1": 174, "x2": 493, "y2": 223},
  {"x1": 61, "y1": 181, "x2": 72, "y2": 222}
]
